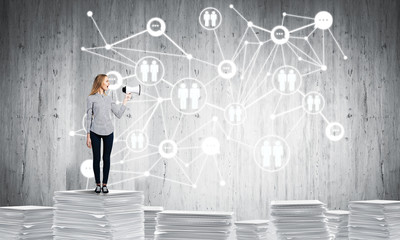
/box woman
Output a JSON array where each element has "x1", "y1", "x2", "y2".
[{"x1": 86, "y1": 74, "x2": 132, "y2": 194}]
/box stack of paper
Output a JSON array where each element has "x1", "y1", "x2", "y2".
[
  {"x1": 155, "y1": 210, "x2": 234, "y2": 239},
  {"x1": 270, "y1": 200, "x2": 330, "y2": 239},
  {"x1": 0, "y1": 205, "x2": 53, "y2": 239},
  {"x1": 235, "y1": 220, "x2": 269, "y2": 240},
  {"x1": 326, "y1": 210, "x2": 349, "y2": 240},
  {"x1": 144, "y1": 206, "x2": 163, "y2": 239},
  {"x1": 349, "y1": 200, "x2": 400, "y2": 239},
  {"x1": 53, "y1": 190, "x2": 144, "y2": 240}
]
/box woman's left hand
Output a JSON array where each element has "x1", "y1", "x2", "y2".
[{"x1": 123, "y1": 93, "x2": 132, "y2": 105}]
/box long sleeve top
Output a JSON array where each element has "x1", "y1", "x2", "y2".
[{"x1": 86, "y1": 93, "x2": 127, "y2": 135}]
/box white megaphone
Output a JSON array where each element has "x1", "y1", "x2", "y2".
[{"x1": 122, "y1": 85, "x2": 141, "y2": 96}]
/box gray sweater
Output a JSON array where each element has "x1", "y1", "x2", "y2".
[{"x1": 86, "y1": 93, "x2": 127, "y2": 135}]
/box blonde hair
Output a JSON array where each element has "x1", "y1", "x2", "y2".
[{"x1": 89, "y1": 74, "x2": 108, "y2": 96}]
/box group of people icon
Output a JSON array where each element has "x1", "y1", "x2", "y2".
[
  {"x1": 130, "y1": 132, "x2": 145, "y2": 150},
  {"x1": 228, "y1": 106, "x2": 243, "y2": 123},
  {"x1": 202, "y1": 10, "x2": 219, "y2": 27},
  {"x1": 261, "y1": 140, "x2": 285, "y2": 169},
  {"x1": 306, "y1": 95, "x2": 322, "y2": 112},
  {"x1": 140, "y1": 60, "x2": 160, "y2": 83},
  {"x1": 178, "y1": 82, "x2": 201, "y2": 110},
  {"x1": 277, "y1": 69, "x2": 297, "y2": 92}
]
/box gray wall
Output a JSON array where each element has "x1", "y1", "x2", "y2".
[{"x1": 1, "y1": 0, "x2": 399, "y2": 220}]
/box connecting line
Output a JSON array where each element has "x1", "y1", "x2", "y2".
[
  {"x1": 239, "y1": 45, "x2": 262, "y2": 100},
  {"x1": 189, "y1": 59, "x2": 191, "y2": 78},
  {"x1": 301, "y1": 68, "x2": 322, "y2": 77},
  {"x1": 281, "y1": 15, "x2": 286, "y2": 26},
  {"x1": 90, "y1": 16, "x2": 108, "y2": 44},
  {"x1": 111, "y1": 48, "x2": 137, "y2": 65},
  {"x1": 322, "y1": 30, "x2": 325, "y2": 65},
  {"x1": 227, "y1": 137, "x2": 255, "y2": 149},
  {"x1": 205, "y1": 75, "x2": 220, "y2": 87},
  {"x1": 307, "y1": 28, "x2": 317, "y2": 38},
  {"x1": 274, "y1": 105, "x2": 303, "y2": 118},
  {"x1": 238, "y1": 45, "x2": 262, "y2": 101},
  {"x1": 206, "y1": 102, "x2": 225, "y2": 112},
  {"x1": 328, "y1": 29, "x2": 347, "y2": 57},
  {"x1": 171, "y1": 113, "x2": 184, "y2": 140},
  {"x1": 232, "y1": 43, "x2": 247, "y2": 61},
  {"x1": 122, "y1": 74, "x2": 136, "y2": 80},
  {"x1": 242, "y1": 44, "x2": 248, "y2": 70},
  {"x1": 194, "y1": 155, "x2": 209, "y2": 185},
  {"x1": 84, "y1": 46, "x2": 105, "y2": 50},
  {"x1": 108, "y1": 175, "x2": 144, "y2": 187},
  {"x1": 191, "y1": 57, "x2": 219, "y2": 68},
  {"x1": 288, "y1": 41, "x2": 320, "y2": 65},
  {"x1": 110, "y1": 170, "x2": 143, "y2": 174},
  {"x1": 163, "y1": 33, "x2": 188, "y2": 55},
  {"x1": 214, "y1": 120, "x2": 229, "y2": 138},
  {"x1": 149, "y1": 174, "x2": 193, "y2": 187},
  {"x1": 113, "y1": 46, "x2": 186, "y2": 58},
  {"x1": 115, "y1": 102, "x2": 158, "y2": 141},
  {"x1": 179, "y1": 153, "x2": 204, "y2": 166},
  {"x1": 82, "y1": 49, "x2": 136, "y2": 68},
  {"x1": 231, "y1": 6, "x2": 249, "y2": 22},
  {"x1": 305, "y1": 39, "x2": 323, "y2": 65},
  {"x1": 172, "y1": 157, "x2": 194, "y2": 184},
  {"x1": 212, "y1": 155, "x2": 224, "y2": 180},
  {"x1": 272, "y1": 95, "x2": 283, "y2": 115},
  {"x1": 154, "y1": 87, "x2": 169, "y2": 139},
  {"x1": 178, "y1": 146, "x2": 202, "y2": 150},
  {"x1": 140, "y1": 92, "x2": 158, "y2": 100},
  {"x1": 300, "y1": 58, "x2": 322, "y2": 68},
  {"x1": 147, "y1": 156, "x2": 164, "y2": 172},
  {"x1": 176, "y1": 119, "x2": 214, "y2": 144},
  {"x1": 126, "y1": 99, "x2": 158, "y2": 104},
  {"x1": 284, "y1": 13, "x2": 314, "y2": 20},
  {"x1": 249, "y1": 26, "x2": 261, "y2": 42},
  {"x1": 112, "y1": 152, "x2": 160, "y2": 165},
  {"x1": 242, "y1": 44, "x2": 278, "y2": 104},
  {"x1": 110, "y1": 29, "x2": 147, "y2": 46},
  {"x1": 281, "y1": 45, "x2": 286, "y2": 66},
  {"x1": 213, "y1": 30, "x2": 225, "y2": 60},
  {"x1": 245, "y1": 89, "x2": 275, "y2": 109},
  {"x1": 285, "y1": 112, "x2": 306, "y2": 139},
  {"x1": 141, "y1": 103, "x2": 160, "y2": 131},
  {"x1": 289, "y1": 22, "x2": 316, "y2": 33},
  {"x1": 319, "y1": 112, "x2": 330, "y2": 124},
  {"x1": 232, "y1": 27, "x2": 249, "y2": 59},
  {"x1": 110, "y1": 146, "x2": 128, "y2": 158},
  {"x1": 252, "y1": 24, "x2": 271, "y2": 33},
  {"x1": 86, "y1": 178, "x2": 89, "y2": 190},
  {"x1": 227, "y1": 78, "x2": 236, "y2": 103},
  {"x1": 159, "y1": 79, "x2": 173, "y2": 87}
]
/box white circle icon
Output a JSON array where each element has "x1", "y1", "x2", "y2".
[
  {"x1": 135, "y1": 56, "x2": 165, "y2": 86},
  {"x1": 80, "y1": 160, "x2": 94, "y2": 178},
  {"x1": 201, "y1": 137, "x2": 220, "y2": 155},
  {"x1": 218, "y1": 60, "x2": 237, "y2": 79},
  {"x1": 254, "y1": 135, "x2": 290, "y2": 172},
  {"x1": 302, "y1": 92, "x2": 325, "y2": 114},
  {"x1": 199, "y1": 7, "x2": 222, "y2": 30},
  {"x1": 325, "y1": 122, "x2": 344, "y2": 141},
  {"x1": 224, "y1": 103, "x2": 247, "y2": 125},
  {"x1": 106, "y1": 71, "x2": 123, "y2": 90},
  {"x1": 158, "y1": 139, "x2": 178, "y2": 159},
  {"x1": 271, "y1": 26, "x2": 290, "y2": 45},
  {"x1": 170, "y1": 78, "x2": 207, "y2": 115},
  {"x1": 126, "y1": 130, "x2": 149, "y2": 152},
  {"x1": 147, "y1": 17, "x2": 166, "y2": 37},
  {"x1": 272, "y1": 66, "x2": 302, "y2": 95},
  {"x1": 314, "y1": 11, "x2": 333, "y2": 30}
]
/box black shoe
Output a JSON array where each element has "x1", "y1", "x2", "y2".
[
  {"x1": 94, "y1": 185, "x2": 101, "y2": 193},
  {"x1": 102, "y1": 185, "x2": 109, "y2": 193}
]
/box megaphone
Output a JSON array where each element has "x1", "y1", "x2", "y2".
[{"x1": 122, "y1": 85, "x2": 141, "y2": 96}]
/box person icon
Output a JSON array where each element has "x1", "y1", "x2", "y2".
[
  {"x1": 314, "y1": 95, "x2": 321, "y2": 111},
  {"x1": 189, "y1": 83, "x2": 201, "y2": 109},
  {"x1": 228, "y1": 106, "x2": 235, "y2": 122},
  {"x1": 178, "y1": 83, "x2": 189, "y2": 110},
  {"x1": 140, "y1": 60, "x2": 150, "y2": 82},
  {"x1": 137, "y1": 132, "x2": 144, "y2": 149},
  {"x1": 203, "y1": 11, "x2": 211, "y2": 27},
  {"x1": 131, "y1": 133, "x2": 138, "y2": 149},
  {"x1": 210, "y1": 11, "x2": 218, "y2": 27},
  {"x1": 261, "y1": 141, "x2": 272, "y2": 168},
  {"x1": 150, "y1": 60, "x2": 159, "y2": 82},
  {"x1": 287, "y1": 69, "x2": 297, "y2": 92},
  {"x1": 272, "y1": 140, "x2": 284, "y2": 168},
  {"x1": 235, "y1": 106, "x2": 243, "y2": 122},
  {"x1": 307, "y1": 95, "x2": 314, "y2": 111},
  {"x1": 278, "y1": 69, "x2": 287, "y2": 92}
]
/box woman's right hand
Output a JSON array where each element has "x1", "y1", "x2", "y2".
[{"x1": 86, "y1": 134, "x2": 92, "y2": 148}]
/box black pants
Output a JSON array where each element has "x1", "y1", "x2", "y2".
[{"x1": 90, "y1": 131, "x2": 114, "y2": 184}]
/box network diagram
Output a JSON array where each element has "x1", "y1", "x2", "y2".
[{"x1": 70, "y1": 5, "x2": 348, "y2": 189}]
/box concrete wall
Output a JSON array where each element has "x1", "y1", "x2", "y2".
[{"x1": 1, "y1": 0, "x2": 399, "y2": 220}]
